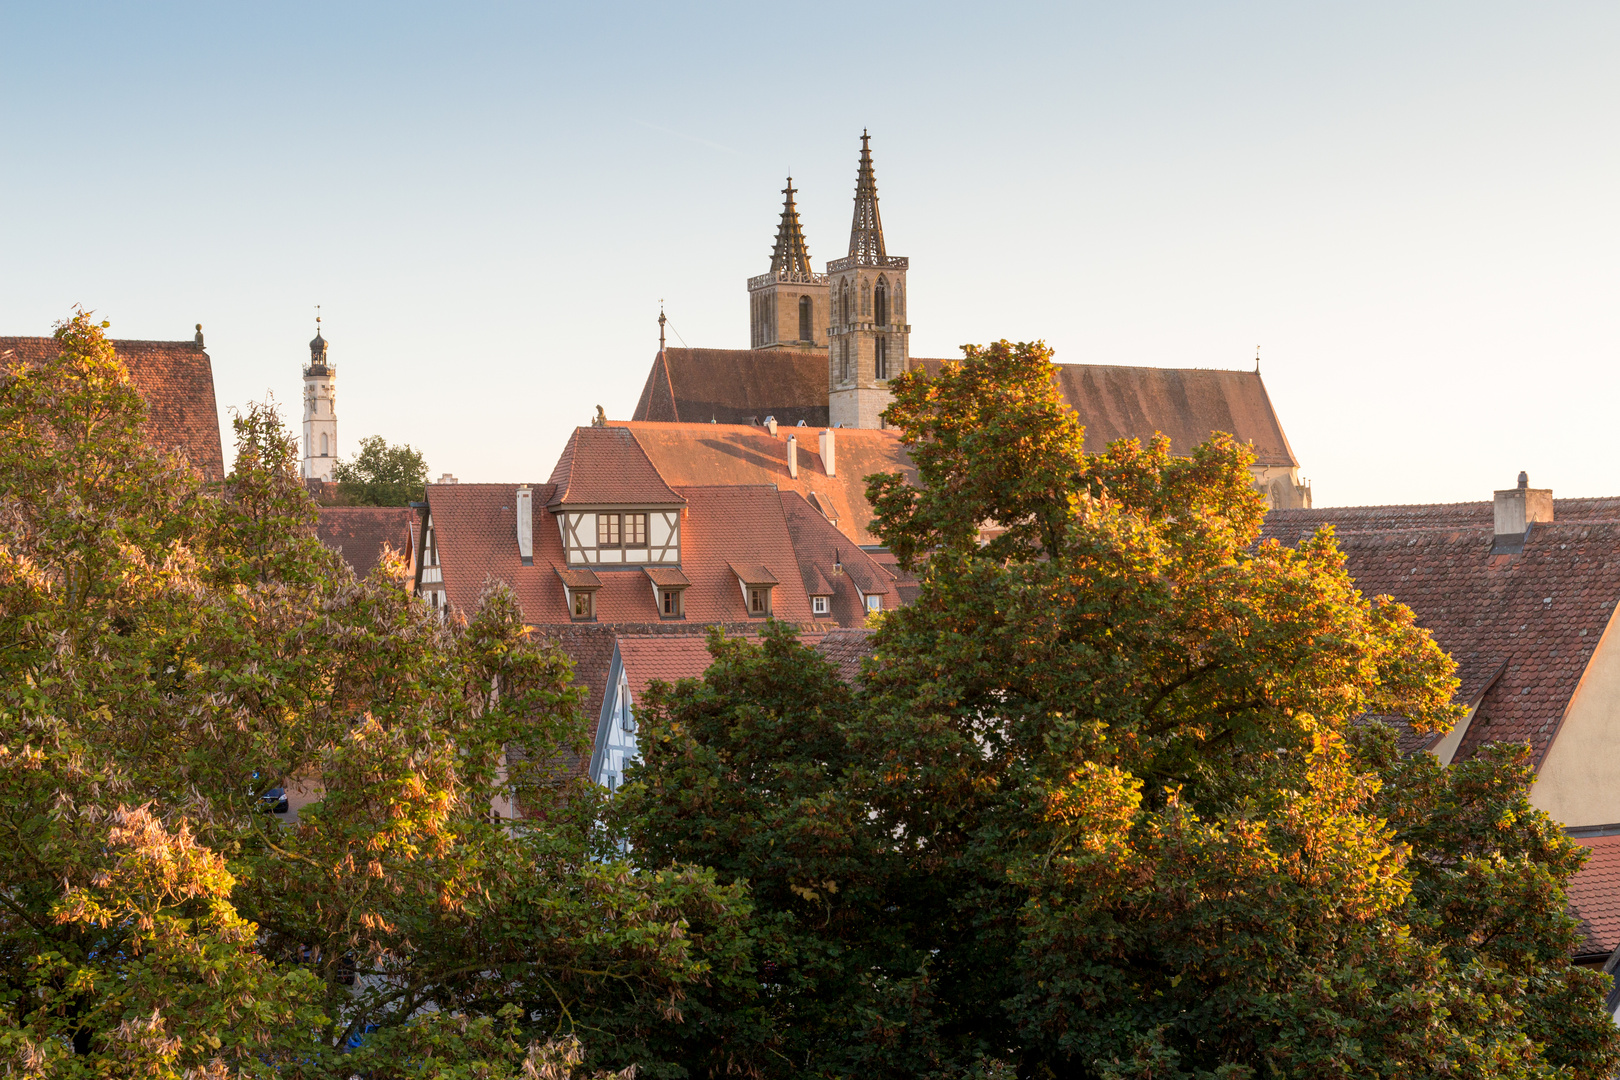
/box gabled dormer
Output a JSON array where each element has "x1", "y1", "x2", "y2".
[{"x1": 547, "y1": 426, "x2": 687, "y2": 566}]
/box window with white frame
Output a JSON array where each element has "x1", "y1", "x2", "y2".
[{"x1": 812, "y1": 596, "x2": 830, "y2": 615}]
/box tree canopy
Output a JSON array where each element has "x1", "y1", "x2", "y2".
[
  {"x1": 0, "y1": 313, "x2": 744, "y2": 1077},
  {"x1": 331, "y1": 434, "x2": 429, "y2": 505},
  {"x1": 623, "y1": 339, "x2": 1620, "y2": 1079}
]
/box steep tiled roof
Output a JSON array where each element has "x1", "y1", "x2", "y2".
[
  {"x1": 780, "y1": 491, "x2": 896, "y2": 628},
  {"x1": 0, "y1": 335, "x2": 225, "y2": 480},
  {"x1": 611, "y1": 420, "x2": 914, "y2": 547},
  {"x1": 315, "y1": 506, "x2": 418, "y2": 579},
  {"x1": 632, "y1": 348, "x2": 829, "y2": 427},
  {"x1": 632, "y1": 348, "x2": 1298, "y2": 470},
  {"x1": 1567, "y1": 831, "x2": 1620, "y2": 961},
  {"x1": 1263, "y1": 501, "x2": 1620, "y2": 765},
  {"x1": 617, "y1": 634, "x2": 725, "y2": 698},
  {"x1": 815, "y1": 627, "x2": 876, "y2": 685},
  {"x1": 548, "y1": 426, "x2": 684, "y2": 507},
  {"x1": 424, "y1": 481, "x2": 815, "y2": 626}
]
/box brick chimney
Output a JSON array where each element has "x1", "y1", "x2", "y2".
[
  {"x1": 1492, "y1": 471, "x2": 1552, "y2": 555},
  {"x1": 819, "y1": 428, "x2": 836, "y2": 477},
  {"x1": 516, "y1": 485, "x2": 533, "y2": 565},
  {"x1": 787, "y1": 435, "x2": 799, "y2": 480}
]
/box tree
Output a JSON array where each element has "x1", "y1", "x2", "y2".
[
  {"x1": 0, "y1": 312, "x2": 749, "y2": 1076},
  {"x1": 626, "y1": 338, "x2": 1620, "y2": 1078},
  {"x1": 331, "y1": 434, "x2": 428, "y2": 505}
]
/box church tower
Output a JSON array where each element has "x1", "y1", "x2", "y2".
[
  {"x1": 828, "y1": 132, "x2": 910, "y2": 429},
  {"x1": 301, "y1": 320, "x2": 338, "y2": 480},
  {"x1": 748, "y1": 177, "x2": 829, "y2": 349}
]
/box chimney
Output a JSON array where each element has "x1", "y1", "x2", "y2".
[
  {"x1": 765, "y1": 415, "x2": 778, "y2": 436},
  {"x1": 819, "y1": 428, "x2": 836, "y2": 477},
  {"x1": 1492, "y1": 471, "x2": 1552, "y2": 555},
  {"x1": 437, "y1": 473, "x2": 459, "y2": 485},
  {"x1": 787, "y1": 435, "x2": 799, "y2": 480},
  {"x1": 516, "y1": 485, "x2": 533, "y2": 565}
]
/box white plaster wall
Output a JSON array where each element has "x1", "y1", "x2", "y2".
[{"x1": 1531, "y1": 606, "x2": 1620, "y2": 828}]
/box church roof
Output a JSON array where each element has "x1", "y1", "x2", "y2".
[
  {"x1": 1262, "y1": 497, "x2": 1620, "y2": 766},
  {"x1": 912, "y1": 359, "x2": 1298, "y2": 469},
  {"x1": 0, "y1": 335, "x2": 225, "y2": 481},
  {"x1": 633, "y1": 347, "x2": 1299, "y2": 471},
  {"x1": 632, "y1": 347, "x2": 828, "y2": 428}
]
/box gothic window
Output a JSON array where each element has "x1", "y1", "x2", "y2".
[
  {"x1": 841, "y1": 279, "x2": 851, "y2": 325},
  {"x1": 798, "y1": 295, "x2": 812, "y2": 341},
  {"x1": 894, "y1": 280, "x2": 904, "y2": 320},
  {"x1": 875, "y1": 337, "x2": 887, "y2": 379},
  {"x1": 874, "y1": 277, "x2": 888, "y2": 325},
  {"x1": 319, "y1": 433, "x2": 328, "y2": 456},
  {"x1": 840, "y1": 338, "x2": 850, "y2": 382},
  {"x1": 861, "y1": 278, "x2": 871, "y2": 316}
]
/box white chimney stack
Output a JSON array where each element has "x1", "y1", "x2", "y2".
[
  {"x1": 516, "y1": 485, "x2": 533, "y2": 565},
  {"x1": 787, "y1": 435, "x2": 799, "y2": 480},
  {"x1": 1492, "y1": 471, "x2": 1552, "y2": 554},
  {"x1": 765, "y1": 415, "x2": 778, "y2": 436},
  {"x1": 819, "y1": 428, "x2": 836, "y2": 477}
]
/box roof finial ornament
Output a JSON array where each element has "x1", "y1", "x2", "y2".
[
  {"x1": 194, "y1": 323, "x2": 204, "y2": 347},
  {"x1": 1518, "y1": 470, "x2": 1529, "y2": 489},
  {"x1": 847, "y1": 130, "x2": 886, "y2": 263},
  {"x1": 1255, "y1": 344, "x2": 1260, "y2": 373},
  {"x1": 658, "y1": 302, "x2": 667, "y2": 353},
  {"x1": 770, "y1": 175, "x2": 814, "y2": 275},
  {"x1": 593, "y1": 405, "x2": 607, "y2": 428}
]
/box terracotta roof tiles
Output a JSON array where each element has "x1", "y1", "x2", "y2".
[
  {"x1": 548, "y1": 426, "x2": 684, "y2": 508},
  {"x1": 632, "y1": 348, "x2": 829, "y2": 427},
  {"x1": 1567, "y1": 832, "x2": 1620, "y2": 961},
  {"x1": 0, "y1": 335, "x2": 225, "y2": 480},
  {"x1": 315, "y1": 506, "x2": 418, "y2": 579}
]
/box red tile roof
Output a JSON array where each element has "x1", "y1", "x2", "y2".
[
  {"x1": 617, "y1": 634, "x2": 725, "y2": 698},
  {"x1": 632, "y1": 348, "x2": 829, "y2": 427},
  {"x1": 728, "y1": 562, "x2": 779, "y2": 586},
  {"x1": 815, "y1": 627, "x2": 876, "y2": 685},
  {"x1": 1568, "y1": 832, "x2": 1620, "y2": 961},
  {"x1": 610, "y1": 420, "x2": 915, "y2": 547},
  {"x1": 1263, "y1": 500, "x2": 1620, "y2": 765},
  {"x1": 548, "y1": 426, "x2": 685, "y2": 507},
  {"x1": 0, "y1": 335, "x2": 225, "y2": 480},
  {"x1": 780, "y1": 491, "x2": 896, "y2": 628},
  {"x1": 315, "y1": 506, "x2": 418, "y2": 579},
  {"x1": 631, "y1": 348, "x2": 1299, "y2": 470},
  {"x1": 424, "y1": 481, "x2": 815, "y2": 626}
]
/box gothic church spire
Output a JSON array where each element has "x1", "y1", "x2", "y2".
[
  {"x1": 846, "y1": 130, "x2": 886, "y2": 263},
  {"x1": 770, "y1": 177, "x2": 813, "y2": 275}
]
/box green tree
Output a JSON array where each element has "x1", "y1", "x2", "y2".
[
  {"x1": 331, "y1": 433, "x2": 429, "y2": 505},
  {"x1": 0, "y1": 312, "x2": 748, "y2": 1076},
  {"x1": 626, "y1": 338, "x2": 1620, "y2": 1078}
]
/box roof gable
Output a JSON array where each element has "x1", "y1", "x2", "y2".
[{"x1": 547, "y1": 426, "x2": 684, "y2": 508}]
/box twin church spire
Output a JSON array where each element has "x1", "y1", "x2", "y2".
[{"x1": 744, "y1": 133, "x2": 911, "y2": 428}]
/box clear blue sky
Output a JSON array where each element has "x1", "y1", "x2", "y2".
[{"x1": 3, "y1": 2, "x2": 1617, "y2": 506}]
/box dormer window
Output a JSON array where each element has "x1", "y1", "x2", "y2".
[
  {"x1": 812, "y1": 595, "x2": 830, "y2": 615},
  {"x1": 866, "y1": 595, "x2": 882, "y2": 613},
  {"x1": 561, "y1": 509, "x2": 679, "y2": 565},
  {"x1": 645, "y1": 566, "x2": 690, "y2": 620},
  {"x1": 662, "y1": 589, "x2": 683, "y2": 617},
  {"x1": 572, "y1": 590, "x2": 594, "y2": 620},
  {"x1": 730, "y1": 562, "x2": 779, "y2": 618},
  {"x1": 559, "y1": 567, "x2": 602, "y2": 621}
]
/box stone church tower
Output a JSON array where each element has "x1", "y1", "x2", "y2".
[
  {"x1": 748, "y1": 178, "x2": 829, "y2": 349},
  {"x1": 828, "y1": 132, "x2": 910, "y2": 429},
  {"x1": 301, "y1": 320, "x2": 338, "y2": 481}
]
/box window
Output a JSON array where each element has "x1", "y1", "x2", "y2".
[
  {"x1": 661, "y1": 589, "x2": 683, "y2": 618},
  {"x1": 571, "y1": 589, "x2": 594, "y2": 620},
  {"x1": 597, "y1": 514, "x2": 621, "y2": 548},
  {"x1": 319, "y1": 432, "x2": 328, "y2": 456},
  {"x1": 866, "y1": 594, "x2": 882, "y2": 613},
  {"x1": 812, "y1": 595, "x2": 829, "y2": 615},
  {"x1": 749, "y1": 587, "x2": 771, "y2": 616},
  {"x1": 841, "y1": 279, "x2": 851, "y2": 324},
  {"x1": 618, "y1": 678, "x2": 635, "y2": 731},
  {"x1": 623, "y1": 513, "x2": 646, "y2": 547},
  {"x1": 840, "y1": 338, "x2": 850, "y2": 381},
  {"x1": 875, "y1": 337, "x2": 887, "y2": 379},
  {"x1": 799, "y1": 295, "x2": 812, "y2": 341},
  {"x1": 875, "y1": 277, "x2": 888, "y2": 325}
]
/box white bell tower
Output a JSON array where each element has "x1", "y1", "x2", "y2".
[{"x1": 301, "y1": 318, "x2": 337, "y2": 481}]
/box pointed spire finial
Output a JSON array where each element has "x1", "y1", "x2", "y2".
[
  {"x1": 847, "y1": 131, "x2": 886, "y2": 263},
  {"x1": 770, "y1": 175, "x2": 814, "y2": 275},
  {"x1": 658, "y1": 302, "x2": 667, "y2": 353}
]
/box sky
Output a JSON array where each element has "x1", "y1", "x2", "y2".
[{"x1": 2, "y1": 2, "x2": 1617, "y2": 507}]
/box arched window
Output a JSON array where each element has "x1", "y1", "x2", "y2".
[
  {"x1": 875, "y1": 336, "x2": 887, "y2": 379},
  {"x1": 799, "y1": 295, "x2": 812, "y2": 342},
  {"x1": 874, "y1": 277, "x2": 888, "y2": 326},
  {"x1": 320, "y1": 432, "x2": 329, "y2": 456},
  {"x1": 840, "y1": 338, "x2": 850, "y2": 381},
  {"x1": 840, "y1": 280, "x2": 851, "y2": 325},
  {"x1": 861, "y1": 278, "x2": 871, "y2": 316}
]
